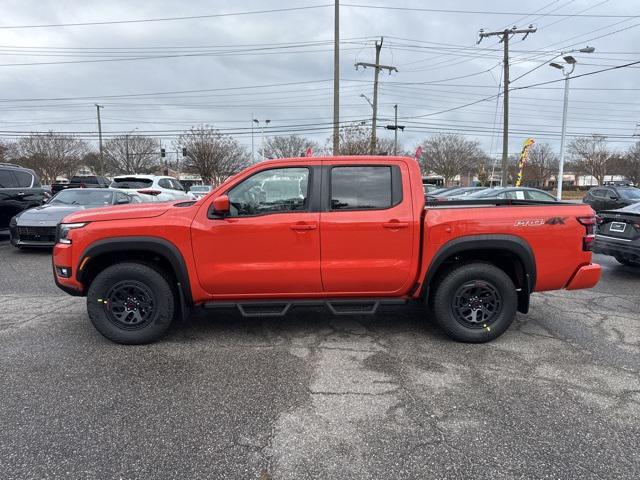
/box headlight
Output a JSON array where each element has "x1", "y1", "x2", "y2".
[{"x1": 57, "y1": 222, "x2": 87, "y2": 244}]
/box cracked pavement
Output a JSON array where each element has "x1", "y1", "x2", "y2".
[{"x1": 0, "y1": 237, "x2": 638, "y2": 479}]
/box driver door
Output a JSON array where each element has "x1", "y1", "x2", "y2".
[{"x1": 191, "y1": 166, "x2": 321, "y2": 297}]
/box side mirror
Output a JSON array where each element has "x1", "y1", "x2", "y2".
[
  {"x1": 609, "y1": 195, "x2": 618, "y2": 201},
  {"x1": 211, "y1": 195, "x2": 230, "y2": 217},
  {"x1": 117, "y1": 198, "x2": 130, "y2": 205}
]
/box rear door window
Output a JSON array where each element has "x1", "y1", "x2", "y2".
[
  {"x1": 526, "y1": 190, "x2": 554, "y2": 201},
  {"x1": 330, "y1": 166, "x2": 399, "y2": 210},
  {"x1": 158, "y1": 178, "x2": 172, "y2": 189},
  {"x1": 13, "y1": 170, "x2": 33, "y2": 188},
  {"x1": 0, "y1": 169, "x2": 17, "y2": 188}
]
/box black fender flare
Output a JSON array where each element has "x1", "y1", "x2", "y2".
[
  {"x1": 421, "y1": 234, "x2": 536, "y2": 313},
  {"x1": 77, "y1": 236, "x2": 193, "y2": 316}
]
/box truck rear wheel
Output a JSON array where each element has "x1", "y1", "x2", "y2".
[
  {"x1": 86, "y1": 262, "x2": 175, "y2": 344},
  {"x1": 432, "y1": 262, "x2": 517, "y2": 343}
]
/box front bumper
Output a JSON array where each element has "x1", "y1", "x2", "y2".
[
  {"x1": 10, "y1": 223, "x2": 57, "y2": 248},
  {"x1": 52, "y1": 243, "x2": 84, "y2": 296},
  {"x1": 593, "y1": 235, "x2": 640, "y2": 260}
]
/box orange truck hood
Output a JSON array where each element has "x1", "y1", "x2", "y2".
[{"x1": 62, "y1": 202, "x2": 173, "y2": 223}]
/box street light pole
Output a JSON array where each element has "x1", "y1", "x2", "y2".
[
  {"x1": 557, "y1": 73, "x2": 571, "y2": 201},
  {"x1": 544, "y1": 46, "x2": 594, "y2": 200},
  {"x1": 253, "y1": 119, "x2": 270, "y2": 161},
  {"x1": 251, "y1": 113, "x2": 255, "y2": 162}
]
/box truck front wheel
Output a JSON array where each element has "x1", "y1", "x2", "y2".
[
  {"x1": 86, "y1": 262, "x2": 176, "y2": 344},
  {"x1": 432, "y1": 263, "x2": 517, "y2": 343}
]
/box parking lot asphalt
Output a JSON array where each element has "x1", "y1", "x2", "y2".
[{"x1": 0, "y1": 235, "x2": 638, "y2": 479}]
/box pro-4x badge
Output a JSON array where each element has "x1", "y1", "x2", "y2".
[{"x1": 545, "y1": 216, "x2": 567, "y2": 225}]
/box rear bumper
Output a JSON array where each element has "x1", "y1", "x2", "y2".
[
  {"x1": 565, "y1": 263, "x2": 601, "y2": 291},
  {"x1": 593, "y1": 236, "x2": 640, "y2": 259}
]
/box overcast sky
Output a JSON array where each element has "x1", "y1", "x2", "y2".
[{"x1": 1, "y1": 0, "x2": 638, "y2": 163}]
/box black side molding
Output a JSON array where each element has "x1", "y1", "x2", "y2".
[
  {"x1": 420, "y1": 234, "x2": 536, "y2": 312},
  {"x1": 77, "y1": 236, "x2": 193, "y2": 310}
]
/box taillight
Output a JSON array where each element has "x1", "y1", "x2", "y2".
[
  {"x1": 137, "y1": 189, "x2": 161, "y2": 196},
  {"x1": 577, "y1": 216, "x2": 596, "y2": 251}
]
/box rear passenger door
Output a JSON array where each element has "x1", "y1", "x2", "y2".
[{"x1": 319, "y1": 162, "x2": 416, "y2": 294}]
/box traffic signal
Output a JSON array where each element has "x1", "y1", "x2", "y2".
[
  {"x1": 182, "y1": 147, "x2": 187, "y2": 157},
  {"x1": 160, "y1": 148, "x2": 166, "y2": 157}
]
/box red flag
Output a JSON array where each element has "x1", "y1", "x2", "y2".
[
  {"x1": 414, "y1": 145, "x2": 423, "y2": 160},
  {"x1": 306, "y1": 147, "x2": 313, "y2": 157}
]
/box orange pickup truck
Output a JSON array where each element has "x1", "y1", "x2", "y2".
[{"x1": 52, "y1": 156, "x2": 600, "y2": 344}]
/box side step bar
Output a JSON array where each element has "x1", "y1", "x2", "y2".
[{"x1": 202, "y1": 298, "x2": 407, "y2": 318}]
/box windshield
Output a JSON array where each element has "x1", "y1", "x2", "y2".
[
  {"x1": 70, "y1": 176, "x2": 98, "y2": 184},
  {"x1": 50, "y1": 189, "x2": 114, "y2": 206},
  {"x1": 111, "y1": 177, "x2": 153, "y2": 189},
  {"x1": 618, "y1": 188, "x2": 640, "y2": 199},
  {"x1": 620, "y1": 202, "x2": 640, "y2": 213}
]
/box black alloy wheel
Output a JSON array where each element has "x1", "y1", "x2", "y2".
[
  {"x1": 451, "y1": 280, "x2": 502, "y2": 328},
  {"x1": 104, "y1": 280, "x2": 156, "y2": 330}
]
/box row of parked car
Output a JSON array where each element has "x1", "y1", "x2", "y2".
[
  {"x1": 423, "y1": 181, "x2": 640, "y2": 267},
  {"x1": 0, "y1": 162, "x2": 213, "y2": 248}
]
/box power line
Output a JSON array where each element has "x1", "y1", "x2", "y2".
[
  {"x1": 0, "y1": 4, "x2": 333, "y2": 29},
  {"x1": 341, "y1": 3, "x2": 635, "y2": 18}
]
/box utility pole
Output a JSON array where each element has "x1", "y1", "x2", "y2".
[
  {"x1": 356, "y1": 37, "x2": 397, "y2": 155},
  {"x1": 95, "y1": 104, "x2": 103, "y2": 175},
  {"x1": 478, "y1": 25, "x2": 536, "y2": 185},
  {"x1": 386, "y1": 104, "x2": 405, "y2": 155},
  {"x1": 333, "y1": 0, "x2": 340, "y2": 155}
]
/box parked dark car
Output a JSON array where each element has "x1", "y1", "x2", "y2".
[
  {"x1": 9, "y1": 188, "x2": 139, "y2": 248},
  {"x1": 51, "y1": 175, "x2": 111, "y2": 194},
  {"x1": 593, "y1": 203, "x2": 640, "y2": 267},
  {"x1": 583, "y1": 186, "x2": 640, "y2": 212},
  {"x1": 463, "y1": 187, "x2": 557, "y2": 201},
  {"x1": 0, "y1": 163, "x2": 46, "y2": 234}
]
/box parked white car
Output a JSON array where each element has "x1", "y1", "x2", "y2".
[
  {"x1": 110, "y1": 175, "x2": 194, "y2": 202},
  {"x1": 188, "y1": 185, "x2": 213, "y2": 199}
]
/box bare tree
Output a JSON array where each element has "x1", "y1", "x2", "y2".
[
  {"x1": 568, "y1": 135, "x2": 612, "y2": 186},
  {"x1": 524, "y1": 143, "x2": 559, "y2": 187},
  {"x1": 104, "y1": 135, "x2": 159, "y2": 175},
  {"x1": 177, "y1": 126, "x2": 251, "y2": 185},
  {"x1": 12, "y1": 132, "x2": 89, "y2": 184},
  {"x1": 0, "y1": 140, "x2": 12, "y2": 163},
  {"x1": 619, "y1": 142, "x2": 640, "y2": 185},
  {"x1": 264, "y1": 135, "x2": 319, "y2": 158},
  {"x1": 80, "y1": 151, "x2": 103, "y2": 175},
  {"x1": 327, "y1": 123, "x2": 395, "y2": 155},
  {"x1": 419, "y1": 134, "x2": 485, "y2": 186}
]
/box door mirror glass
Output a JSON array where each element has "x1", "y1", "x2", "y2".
[{"x1": 212, "y1": 195, "x2": 230, "y2": 216}]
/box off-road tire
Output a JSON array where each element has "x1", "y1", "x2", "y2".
[
  {"x1": 87, "y1": 262, "x2": 175, "y2": 344},
  {"x1": 432, "y1": 262, "x2": 518, "y2": 343}
]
